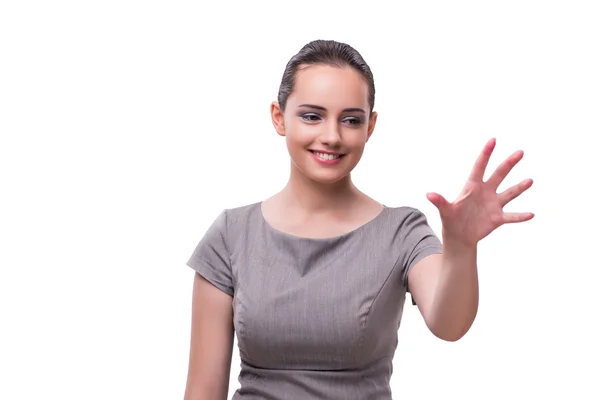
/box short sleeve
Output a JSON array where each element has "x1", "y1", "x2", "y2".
[
  {"x1": 397, "y1": 209, "x2": 443, "y2": 301},
  {"x1": 186, "y1": 210, "x2": 234, "y2": 296}
]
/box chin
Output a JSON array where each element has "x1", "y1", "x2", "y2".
[{"x1": 304, "y1": 168, "x2": 352, "y2": 185}]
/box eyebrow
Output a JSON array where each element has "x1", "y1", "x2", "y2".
[{"x1": 298, "y1": 104, "x2": 366, "y2": 114}]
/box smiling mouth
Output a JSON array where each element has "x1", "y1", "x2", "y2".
[{"x1": 309, "y1": 150, "x2": 345, "y2": 161}]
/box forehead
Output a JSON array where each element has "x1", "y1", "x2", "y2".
[{"x1": 287, "y1": 64, "x2": 369, "y2": 109}]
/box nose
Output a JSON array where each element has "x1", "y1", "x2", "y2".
[{"x1": 318, "y1": 119, "x2": 342, "y2": 147}]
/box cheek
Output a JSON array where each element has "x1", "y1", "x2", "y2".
[
  {"x1": 285, "y1": 122, "x2": 314, "y2": 145},
  {"x1": 344, "y1": 129, "x2": 369, "y2": 147},
  {"x1": 284, "y1": 128, "x2": 309, "y2": 155}
]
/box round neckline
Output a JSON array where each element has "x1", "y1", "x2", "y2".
[{"x1": 257, "y1": 202, "x2": 388, "y2": 241}]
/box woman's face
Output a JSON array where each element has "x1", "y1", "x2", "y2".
[{"x1": 271, "y1": 64, "x2": 377, "y2": 185}]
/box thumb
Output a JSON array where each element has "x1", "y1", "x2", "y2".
[{"x1": 426, "y1": 192, "x2": 450, "y2": 211}]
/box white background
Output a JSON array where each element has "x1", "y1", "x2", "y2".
[{"x1": 1, "y1": 0, "x2": 599, "y2": 399}]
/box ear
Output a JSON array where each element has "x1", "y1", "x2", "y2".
[
  {"x1": 366, "y1": 111, "x2": 378, "y2": 142},
  {"x1": 270, "y1": 101, "x2": 286, "y2": 137}
]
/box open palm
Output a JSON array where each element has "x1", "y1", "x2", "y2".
[{"x1": 426, "y1": 138, "x2": 534, "y2": 247}]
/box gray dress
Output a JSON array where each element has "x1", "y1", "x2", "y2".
[{"x1": 186, "y1": 202, "x2": 443, "y2": 399}]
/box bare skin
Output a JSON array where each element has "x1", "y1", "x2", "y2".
[
  {"x1": 263, "y1": 64, "x2": 382, "y2": 239},
  {"x1": 184, "y1": 63, "x2": 534, "y2": 398},
  {"x1": 185, "y1": 64, "x2": 381, "y2": 399},
  {"x1": 184, "y1": 274, "x2": 234, "y2": 400},
  {"x1": 260, "y1": 184, "x2": 384, "y2": 240},
  {"x1": 410, "y1": 138, "x2": 534, "y2": 341}
]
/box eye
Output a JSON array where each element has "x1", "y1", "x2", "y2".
[
  {"x1": 300, "y1": 113, "x2": 322, "y2": 123},
  {"x1": 342, "y1": 116, "x2": 363, "y2": 126}
]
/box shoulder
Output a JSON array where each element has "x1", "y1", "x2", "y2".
[
  {"x1": 384, "y1": 204, "x2": 420, "y2": 215},
  {"x1": 378, "y1": 205, "x2": 438, "y2": 243},
  {"x1": 202, "y1": 202, "x2": 261, "y2": 235},
  {"x1": 222, "y1": 201, "x2": 262, "y2": 223},
  {"x1": 211, "y1": 202, "x2": 263, "y2": 247},
  {"x1": 382, "y1": 205, "x2": 431, "y2": 226}
]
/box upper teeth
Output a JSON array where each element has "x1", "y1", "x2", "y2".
[{"x1": 315, "y1": 152, "x2": 340, "y2": 160}]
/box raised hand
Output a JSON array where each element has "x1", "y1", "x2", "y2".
[{"x1": 426, "y1": 138, "x2": 534, "y2": 248}]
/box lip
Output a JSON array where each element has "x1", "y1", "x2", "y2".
[
  {"x1": 309, "y1": 149, "x2": 345, "y2": 155},
  {"x1": 309, "y1": 150, "x2": 345, "y2": 165}
]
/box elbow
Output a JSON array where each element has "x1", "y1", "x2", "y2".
[
  {"x1": 432, "y1": 329, "x2": 467, "y2": 342},
  {"x1": 426, "y1": 313, "x2": 477, "y2": 342}
]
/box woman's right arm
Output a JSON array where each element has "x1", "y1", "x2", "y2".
[{"x1": 184, "y1": 273, "x2": 234, "y2": 400}]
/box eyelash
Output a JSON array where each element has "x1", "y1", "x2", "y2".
[{"x1": 300, "y1": 113, "x2": 363, "y2": 126}]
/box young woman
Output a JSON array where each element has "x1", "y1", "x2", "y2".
[{"x1": 183, "y1": 40, "x2": 534, "y2": 399}]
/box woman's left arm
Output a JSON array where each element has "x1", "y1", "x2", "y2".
[{"x1": 408, "y1": 138, "x2": 534, "y2": 342}]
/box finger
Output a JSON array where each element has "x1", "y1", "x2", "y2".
[
  {"x1": 498, "y1": 178, "x2": 533, "y2": 207},
  {"x1": 426, "y1": 192, "x2": 450, "y2": 212},
  {"x1": 487, "y1": 150, "x2": 524, "y2": 189},
  {"x1": 503, "y1": 212, "x2": 535, "y2": 224},
  {"x1": 468, "y1": 138, "x2": 496, "y2": 182}
]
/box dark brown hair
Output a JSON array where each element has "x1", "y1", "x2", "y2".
[{"x1": 277, "y1": 40, "x2": 375, "y2": 115}]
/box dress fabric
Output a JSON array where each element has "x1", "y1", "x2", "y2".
[{"x1": 186, "y1": 202, "x2": 443, "y2": 399}]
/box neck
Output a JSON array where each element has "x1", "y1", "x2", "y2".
[{"x1": 280, "y1": 163, "x2": 362, "y2": 213}]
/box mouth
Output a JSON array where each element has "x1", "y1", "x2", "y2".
[{"x1": 308, "y1": 150, "x2": 346, "y2": 161}]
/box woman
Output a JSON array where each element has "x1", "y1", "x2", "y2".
[{"x1": 183, "y1": 40, "x2": 534, "y2": 399}]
